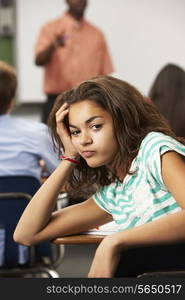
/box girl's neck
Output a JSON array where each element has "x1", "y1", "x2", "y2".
[
  {"x1": 107, "y1": 164, "x2": 126, "y2": 182},
  {"x1": 116, "y1": 171, "x2": 126, "y2": 182}
]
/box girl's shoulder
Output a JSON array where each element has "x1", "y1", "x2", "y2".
[
  {"x1": 138, "y1": 131, "x2": 185, "y2": 165},
  {"x1": 140, "y1": 131, "x2": 172, "y2": 148}
]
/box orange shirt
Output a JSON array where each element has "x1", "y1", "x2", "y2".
[{"x1": 35, "y1": 13, "x2": 114, "y2": 94}]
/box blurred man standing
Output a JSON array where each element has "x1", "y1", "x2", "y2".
[{"x1": 34, "y1": 0, "x2": 114, "y2": 123}]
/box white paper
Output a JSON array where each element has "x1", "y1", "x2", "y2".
[{"x1": 82, "y1": 221, "x2": 119, "y2": 235}]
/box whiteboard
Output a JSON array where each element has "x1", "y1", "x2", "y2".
[{"x1": 15, "y1": 0, "x2": 185, "y2": 103}]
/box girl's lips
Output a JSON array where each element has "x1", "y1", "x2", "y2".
[{"x1": 82, "y1": 151, "x2": 95, "y2": 158}]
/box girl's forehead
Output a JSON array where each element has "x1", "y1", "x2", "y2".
[
  {"x1": 68, "y1": 100, "x2": 111, "y2": 124},
  {"x1": 69, "y1": 100, "x2": 104, "y2": 114}
]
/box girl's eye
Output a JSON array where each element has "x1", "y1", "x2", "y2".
[
  {"x1": 70, "y1": 130, "x2": 80, "y2": 136},
  {"x1": 91, "y1": 124, "x2": 102, "y2": 130}
]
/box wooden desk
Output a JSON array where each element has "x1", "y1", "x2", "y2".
[{"x1": 53, "y1": 234, "x2": 105, "y2": 245}]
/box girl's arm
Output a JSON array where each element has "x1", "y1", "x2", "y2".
[
  {"x1": 113, "y1": 151, "x2": 185, "y2": 249},
  {"x1": 14, "y1": 159, "x2": 112, "y2": 246},
  {"x1": 88, "y1": 151, "x2": 185, "y2": 277}
]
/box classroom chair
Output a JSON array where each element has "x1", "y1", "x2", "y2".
[{"x1": 0, "y1": 176, "x2": 64, "y2": 278}]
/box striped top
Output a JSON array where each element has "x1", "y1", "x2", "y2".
[{"x1": 93, "y1": 131, "x2": 185, "y2": 231}]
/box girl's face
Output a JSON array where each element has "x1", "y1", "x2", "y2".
[{"x1": 68, "y1": 100, "x2": 119, "y2": 168}]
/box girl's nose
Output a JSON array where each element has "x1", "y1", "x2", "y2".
[{"x1": 79, "y1": 132, "x2": 93, "y2": 145}]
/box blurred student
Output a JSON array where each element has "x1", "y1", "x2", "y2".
[
  {"x1": 34, "y1": 0, "x2": 114, "y2": 123},
  {"x1": 0, "y1": 61, "x2": 60, "y2": 183},
  {"x1": 149, "y1": 63, "x2": 185, "y2": 138}
]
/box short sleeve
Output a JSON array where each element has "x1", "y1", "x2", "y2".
[
  {"x1": 92, "y1": 185, "x2": 112, "y2": 214},
  {"x1": 142, "y1": 132, "x2": 185, "y2": 188},
  {"x1": 34, "y1": 21, "x2": 56, "y2": 56}
]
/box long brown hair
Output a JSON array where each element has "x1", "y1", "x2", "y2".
[
  {"x1": 149, "y1": 64, "x2": 185, "y2": 138},
  {"x1": 48, "y1": 75, "x2": 184, "y2": 198}
]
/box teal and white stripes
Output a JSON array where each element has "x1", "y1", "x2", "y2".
[{"x1": 93, "y1": 132, "x2": 185, "y2": 231}]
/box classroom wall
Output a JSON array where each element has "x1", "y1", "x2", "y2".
[
  {"x1": 15, "y1": 0, "x2": 185, "y2": 103},
  {"x1": 0, "y1": 36, "x2": 14, "y2": 64}
]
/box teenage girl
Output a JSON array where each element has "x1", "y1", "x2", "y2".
[{"x1": 14, "y1": 76, "x2": 185, "y2": 277}]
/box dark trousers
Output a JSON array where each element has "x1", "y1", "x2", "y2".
[
  {"x1": 114, "y1": 243, "x2": 185, "y2": 277},
  {"x1": 42, "y1": 94, "x2": 60, "y2": 124}
]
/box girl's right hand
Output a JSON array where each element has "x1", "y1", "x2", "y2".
[{"x1": 55, "y1": 103, "x2": 78, "y2": 156}]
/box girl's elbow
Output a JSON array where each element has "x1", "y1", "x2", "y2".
[{"x1": 13, "y1": 231, "x2": 35, "y2": 247}]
